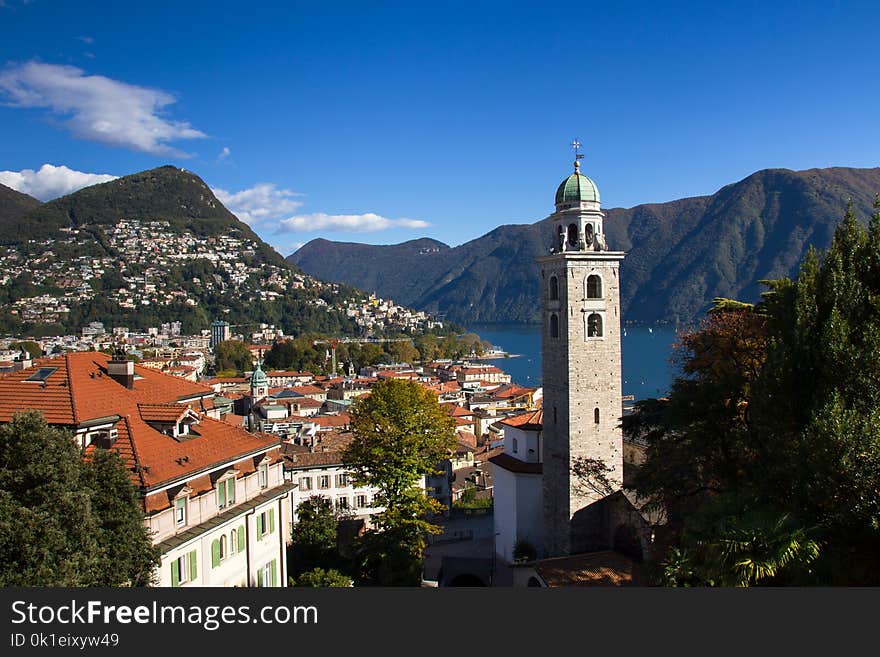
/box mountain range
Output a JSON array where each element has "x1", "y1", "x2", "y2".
[
  {"x1": 289, "y1": 167, "x2": 880, "y2": 325},
  {"x1": 0, "y1": 168, "x2": 375, "y2": 337}
]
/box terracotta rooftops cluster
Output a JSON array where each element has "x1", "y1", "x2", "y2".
[{"x1": 0, "y1": 352, "x2": 280, "y2": 491}]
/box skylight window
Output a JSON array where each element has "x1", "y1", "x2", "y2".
[{"x1": 25, "y1": 367, "x2": 57, "y2": 382}]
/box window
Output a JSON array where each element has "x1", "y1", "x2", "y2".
[
  {"x1": 587, "y1": 274, "x2": 602, "y2": 299},
  {"x1": 259, "y1": 464, "x2": 269, "y2": 489},
  {"x1": 257, "y1": 508, "x2": 275, "y2": 539},
  {"x1": 217, "y1": 477, "x2": 236, "y2": 510},
  {"x1": 300, "y1": 476, "x2": 312, "y2": 491},
  {"x1": 549, "y1": 276, "x2": 558, "y2": 301},
  {"x1": 587, "y1": 313, "x2": 603, "y2": 338},
  {"x1": 585, "y1": 223, "x2": 594, "y2": 246},
  {"x1": 512, "y1": 438, "x2": 518, "y2": 454},
  {"x1": 336, "y1": 497, "x2": 349, "y2": 512},
  {"x1": 567, "y1": 223, "x2": 579, "y2": 248},
  {"x1": 550, "y1": 313, "x2": 559, "y2": 339},
  {"x1": 355, "y1": 494, "x2": 369, "y2": 509},
  {"x1": 220, "y1": 534, "x2": 228, "y2": 560},
  {"x1": 230, "y1": 528, "x2": 238, "y2": 555},
  {"x1": 257, "y1": 560, "x2": 277, "y2": 587},
  {"x1": 174, "y1": 497, "x2": 187, "y2": 526},
  {"x1": 171, "y1": 550, "x2": 197, "y2": 587},
  {"x1": 335, "y1": 473, "x2": 348, "y2": 488},
  {"x1": 595, "y1": 407, "x2": 600, "y2": 424},
  {"x1": 318, "y1": 475, "x2": 331, "y2": 489}
]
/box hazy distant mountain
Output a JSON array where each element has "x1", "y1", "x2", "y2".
[{"x1": 290, "y1": 167, "x2": 880, "y2": 325}]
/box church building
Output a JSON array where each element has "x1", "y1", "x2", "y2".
[{"x1": 493, "y1": 152, "x2": 640, "y2": 579}]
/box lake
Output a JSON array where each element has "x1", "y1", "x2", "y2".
[{"x1": 467, "y1": 323, "x2": 680, "y2": 400}]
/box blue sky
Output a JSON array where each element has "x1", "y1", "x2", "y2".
[{"x1": 1, "y1": 1, "x2": 878, "y2": 255}]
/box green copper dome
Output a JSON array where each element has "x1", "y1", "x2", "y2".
[
  {"x1": 555, "y1": 171, "x2": 600, "y2": 206},
  {"x1": 251, "y1": 362, "x2": 268, "y2": 386}
]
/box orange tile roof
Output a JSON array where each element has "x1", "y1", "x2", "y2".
[
  {"x1": 312, "y1": 413, "x2": 350, "y2": 428},
  {"x1": 0, "y1": 353, "x2": 279, "y2": 491},
  {"x1": 138, "y1": 404, "x2": 190, "y2": 423},
  {"x1": 499, "y1": 409, "x2": 543, "y2": 431}
]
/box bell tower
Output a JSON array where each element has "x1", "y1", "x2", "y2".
[{"x1": 538, "y1": 144, "x2": 625, "y2": 557}]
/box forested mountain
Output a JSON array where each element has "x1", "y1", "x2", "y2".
[
  {"x1": 290, "y1": 167, "x2": 880, "y2": 325},
  {"x1": 0, "y1": 167, "x2": 371, "y2": 337}
]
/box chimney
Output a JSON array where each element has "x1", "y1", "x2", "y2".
[{"x1": 107, "y1": 351, "x2": 135, "y2": 389}]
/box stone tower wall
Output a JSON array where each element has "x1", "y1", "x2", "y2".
[{"x1": 539, "y1": 252, "x2": 624, "y2": 557}]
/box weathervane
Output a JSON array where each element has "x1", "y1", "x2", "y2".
[{"x1": 571, "y1": 138, "x2": 584, "y2": 172}]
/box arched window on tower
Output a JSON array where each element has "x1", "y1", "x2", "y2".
[
  {"x1": 585, "y1": 223, "x2": 594, "y2": 247},
  {"x1": 550, "y1": 313, "x2": 559, "y2": 338},
  {"x1": 587, "y1": 313, "x2": 603, "y2": 337},
  {"x1": 567, "y1": 223, "x2": 579, "y2": 248},
  {"x1": 594, "y1": 408, "x2": 600, "y2": 424},
  {"x1": 549, "y1": 276, "x2": 558, "y2": 301},
  {"x1": 587, "y1": 274, "x2": 602, "y2": 299}
]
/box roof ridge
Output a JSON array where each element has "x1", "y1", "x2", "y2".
[
  {"x1": 64, "y1": 352, "x2": 78, "y2": 425},
  {"x1": 124, "y1": 415, "x2": 147, "y2": 490}
]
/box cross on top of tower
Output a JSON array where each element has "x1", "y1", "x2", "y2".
[{"x1": 571, "y1": 139, "x2": 584, "y2": 172}]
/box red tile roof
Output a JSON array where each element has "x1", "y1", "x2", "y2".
[
  {"x1": 0, "y1": 353, "x2": 279, "y2": 491},
  {"x1": 499, "y1": 409, "x2": 543, "y2": 431}
]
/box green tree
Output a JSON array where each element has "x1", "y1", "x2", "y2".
[
  {"x1": 214, "y1": 339, "x2": 253, "y2": 374},
  {"x1": 290, "y1": 567, "x2": 352, "y2": 587},
  {"x1": 631, "y1": 199, "x2": 880, "y2": 585},
  {"x1": 0, "y1": 412, "x2": 159, "y2": 586},
  {"x1": 10, "y1": 341, "x2": 42, "y2": 358},
  {"x1": 343, "y1": 379, "x2": 455, "y2": 585},
  {"x1": 287, "y1": 496, "x2": 339, "y2": 578}
]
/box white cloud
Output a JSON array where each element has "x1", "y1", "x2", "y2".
[
  {"x1": 212, "y1": 183, "x2": 303, "y2": 226},
  {"x1": 76, "y1": 36, "x2": 95, "y2": 44},
  {"x1": 217, "y1": 146, "x2": 231, "y2": 160},
  {"x1": 278, "y1": 212, "x2": 430, "y2": 233},
  {"x1": 0, "y1": 163, "x2": 117, "y2": 201},
  {"x1": 0, "y1": 61, "x2": 206, "y2": 156}
]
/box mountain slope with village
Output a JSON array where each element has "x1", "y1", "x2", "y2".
[
  {"x1": 0, "y1": 167, "x2": 438, "y2": 338},
  {"x1": 290, "y1": 166, "x2": 880, "y2": 325}
]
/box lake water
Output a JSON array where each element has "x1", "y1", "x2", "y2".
[{"x1": 468, "y1": 323, "x2": 679, "y2": 400}]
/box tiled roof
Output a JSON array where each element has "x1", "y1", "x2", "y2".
[
  {"x1": 312, "y1": 413, "x2": 350, "y2": 428},
  {"x1": 499, "y1": 409, "x2": 543, "y2": 431},
  {"x1": 534, "y1": 551, "x2": 641, "y2": 587},
  {"x1": 489, "y1": 452, "x2": 543, "y2": 474},
  {"x1": 0, "y1": 353, "x2": 280, "y2": 491},
  {"x1": 138, "y1": 404, "x2": 190, "y2": 423}
]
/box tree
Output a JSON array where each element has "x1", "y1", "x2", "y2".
[
  {"x1": 0, "y1": 412, "x2": 159, "y2": 586},
  {"x1": 214, "y1": 339, "x2": 253, "y2": 374},
  {"x1": 10, "y1": 341, "x2": 42, "y2": 358},
  {"x1": 631, "y1": 199, "x2": 880, "y2": 585},
  {"x1": 290, "y1": 567, "x2": 352, "y2": 587},
  {"x1": 287, "y1": 496, "x2": 339, "y2": 578},
  {"x1": 343, "y1": 379, "x2": 455, "y2": 585}
]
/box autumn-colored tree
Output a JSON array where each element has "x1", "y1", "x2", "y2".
[
  {"x1": 633, "y1": 199, "x2": 880, "y2": 585},
  {"x1": 343, "y1": 379, "x2": 455, "y2": 585}
]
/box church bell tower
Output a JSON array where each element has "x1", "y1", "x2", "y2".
[{"x1": 538, "y1": 145, "x2": 625, "y2": 557}]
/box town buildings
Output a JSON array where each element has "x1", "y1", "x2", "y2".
[{"x1": 0, "y1": 351, "x2": 293, "y2": 587}]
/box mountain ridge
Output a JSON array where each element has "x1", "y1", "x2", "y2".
[{"x1": 290, "y1": 166, "x2": 880, "y2": 325}]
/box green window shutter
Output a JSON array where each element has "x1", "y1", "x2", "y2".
[
  {"x1": 270, "y1": 559, "x2": 277, "y2": 587},
  {"x1": 238, "y1": 524, "x2": 246, "y2": 552},
  {"x1": 211, "y1": 539, "x2": 221, "y2": 568},
  {"x1": 269, "y1": 508, "x2": 275, "y2": 534},
  {"x1": 171, "y1": 560, "x2": 179, "y2": 587},
  {"x1": 189, "y1": 549, "x2": 197, "y2": 582},
  {"x1": 218, "y1": 483, "x2": 226, "y2": 508},
  {"x1": 256, "y1": 514, "x2": 263, "y2": 540},
  {"x1": 227, "y1": 479, "x2": 235, "y2": 504},
  {"x1": 257, "y1": 568, "x2": 263, "y2": 587}
]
